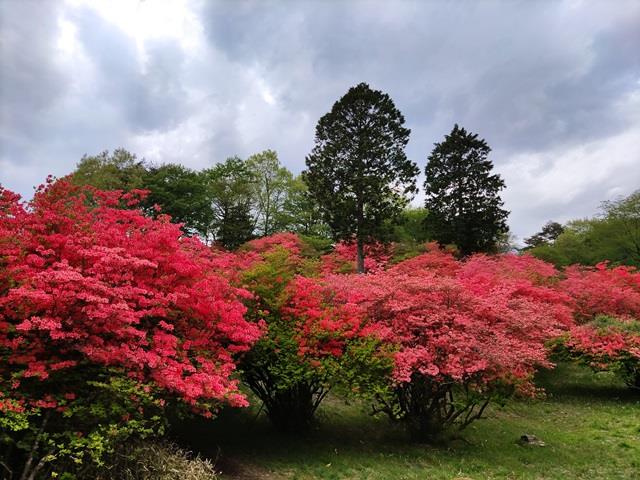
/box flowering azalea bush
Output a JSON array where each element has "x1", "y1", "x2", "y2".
[
  {"x1": 557, "y1": 263, "x2": 640, "y2": 389},
  {"x1": 330, "y1": 247, "x2": 573, "y2": 441},
  {"x1": 237, "y1": 234, "x2": 389, "y2": 431},
  {"x1": 561, "y1": 263, "x2": 640, "y2": 322},
  {"x1": 562, "y1": 316, "x2": 640, "y2": 389},
  {"x1": 0, "y1": 180, "x2": 261, "y2": 476},
  {"x1": 320, "y1": 240, "x2": 392, "y2": 274}
]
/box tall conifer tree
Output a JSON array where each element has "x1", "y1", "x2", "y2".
[
  {"x1": 305, "y1": 83, "x2": 418, "y2": 272},
  {"x1": 424, "y1": 124, "x2": 509, "y2": 255}
]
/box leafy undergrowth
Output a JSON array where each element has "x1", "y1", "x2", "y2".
[{"x1": 172, "y1": 363, "x2": 640, "y2": 480}]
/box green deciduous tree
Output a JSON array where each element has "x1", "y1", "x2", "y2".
[
  {"x1": 531, "y1": 190, "x2": 640, "y2": 267},
  {"x1": 602, "y1": 190, "x2": 640, "y2": 264},
  {"x1": 275, "y1": 175, "x2": 330, "y2": 238},
  {"x1": 424, "y1": 124, "x2": 509, "y2": 255},
  {"x1": 202, "y1": 156, "x2": 256, "y2": 249},
  {"x1": 72, "y1": 148, "x2": 147, "y2": 191},
  {"x1": 246, "y1": 150, "x2": 293, "y2": 237},
  {"x1": 304, "y1": 82, "x2": 419, "y2": 273}
]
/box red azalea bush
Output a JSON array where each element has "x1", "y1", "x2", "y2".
[
  {"x1": 563, "y1": 317, "x2": 640, "y2": 389},
  {"x1": 329, "y1": 247, "x2": 573, "y2": 441},
  {"x1": 320, "y1": 240, "x2": 392, "y2": 274},
  {"x1": 558, "y1": 263, "x2": 640, "y2": 389},
  {"x1": 0, "y1": 179, "x2": 261, "y2": 475},
  {"x1": 237, "y1": 234, "x2": 389, "y2": 431},
  {"x1": 561, "y1": 262, "x2": 640, "y2": 322},
  {"x1": 241, "y1": 231, "x2": 305, "y2": 258}
]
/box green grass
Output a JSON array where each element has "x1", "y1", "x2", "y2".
[{"x1": 175, "y1": 363, "x2": 640, "y2": 479}]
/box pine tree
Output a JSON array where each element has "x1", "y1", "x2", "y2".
[
  {"x1": 424, "y1": 124, "x2": 509, "y2": 255},
  {"x1": 304, "y1": 82, "x2": 419, "y2": 272}
]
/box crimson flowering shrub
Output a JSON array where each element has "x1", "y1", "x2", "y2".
[
  {"x1": 241, "y1": 232, "x2": 305, "y2": 258},
  {"x1": 320, "y1": 240, "x2": 392, "y2": 274},
  {"x1": 237, "y1": 234, "x2": 389, "y2": 431},
  {"x1": 0, "y1": 179, "x2": 261, "y2": 476},
  {"x1": 561, "y1": 262, "x2": 640, "y2": 322},
  {"x1": 330, "y1": 247, "x2": 572, "y2": 441},
  {"x1": 558, "y1": 263, "x2": 640, "y2": 389}
]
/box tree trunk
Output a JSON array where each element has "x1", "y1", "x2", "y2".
[
  {"x1": 356, "y1": 237, "x2": 365, "y2": 274},
  {"x1": 356, "y1": 197, "x2": 365, "y2": 274}
]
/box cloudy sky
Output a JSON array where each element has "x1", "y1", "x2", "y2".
[{"x1": 1, "y1": 0, "x2": 639, "y2": 241}]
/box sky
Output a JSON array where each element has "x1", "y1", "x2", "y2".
[{"x1": 1, "y1": 0, "x2": 639, "y2": 242}]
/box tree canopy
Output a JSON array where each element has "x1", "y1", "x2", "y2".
[
  {"x1": 530, "y1": 190, "x2": 640, "y2": 267},
  {"x1": 424, "y1": 124, "x2": 509, "y2": 255},
  {"x1": 304, "y1": 82, "x2": 419, "y2": 272}
]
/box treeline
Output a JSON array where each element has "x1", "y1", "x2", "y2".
[
  {"x1": 525, "y1": 190, "x2": 640, "y2": 268},
  {"x1": 71, "y1": 83, "x2": 510, "y2": 267},
  {"x1": 71, "y1": 149, "x2": 433, "y2": 251},
  {"x1": 72, "y1": 149, "x2": 327, "y2": 249},
  {"x1": 70, "y1": 82, "x2": 636, "y2": 272}
]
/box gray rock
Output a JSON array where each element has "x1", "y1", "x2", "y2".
[{"x1": 518, "y1": 434, "x2": 546, "y2": 446}]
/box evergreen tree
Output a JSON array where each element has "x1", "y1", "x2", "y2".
[
  {"x1": 424, "y1": 124, "x2": 508, "y2": 255},
  {"x1": 304, "y1": 82, "x2": 418, "y2": 272},
  {"x1": 524, "y1": 221, "x2": 564, "y2": 249}
]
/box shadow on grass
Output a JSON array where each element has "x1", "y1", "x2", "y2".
[
  {"x1": 535, "y1": 363, "x2": 639, "y2": 403},
  {"x1": 172, "y1": 398, "x2": 414, "y2": 461}
]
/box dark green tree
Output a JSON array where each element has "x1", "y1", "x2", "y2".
[
  {"x1": 72, "y1": 149, "x2": 147, "y2": 191},
  {"x1": 524, "y1": 221, "x2": 565, "y2": 249},
  {"x1": 143, "y1": 164, "x2": 212, "y2": 236},
  {"x1": 424, "y1": 124, "x2": 509, "y2": 255},
  {"x1": 202, "y1": 157, "x2": 256, "y2": 249},
  {"x1": 304, "y1": 82, "x2": 419, "y2": 272}
]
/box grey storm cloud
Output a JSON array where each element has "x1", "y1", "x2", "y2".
[{"x1": 1, "y1": 0, "x2": 639, "y2": 241}]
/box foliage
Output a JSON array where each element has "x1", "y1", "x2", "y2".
[
  {"x1": 71, "y1": 149, "x2": 148, "y2": 192},
  {"x1": 530, "y1": 190, "x2": 640, "y2": 268},
  {"x1": 320, "y1": 240, "x2": 392, "y2": 274},
  {"x1": 304, "y1": 82, "x2": 419, "y2": 272},
  {"x1": 201, "y1": 157, "x2": 255, "y2": 249},
  {"x1": 142, "y1": 164, "x2": 212, "y2": 237},
  {"x1": 424, "y1": 124, "x2": 509, "y2": 255},
  {"x1": 237, "y1": 233, "x2": 389, "y2": 431},
  {"x1": 523, "y1": 221, "x2": 564, "y2": 249},
  {"x1": 330, "y1": 247, "x2": 572, "y2": 441},
  {"x1": 0, "y1": 180, "x2": 261, "y2": 476},
  {"x1": 560, "y1": 316, "x2": 640, "y2": 390},
  {"x1": 557, "y1": 262, "x2": 640, "y2": 389},
  {"x1": 88, "y1": 441, "x2": 217, "y2": 480},
  {"x1": 246, "y1": 150, "x2": 293, "y2": 237},
  {"x1": 391, "y1": 207, "x2": 430, "y2": 243},
  {"x1": 560, "y1": 262, "x2": 640, "y2": 323},
  {"x1": 275, "y1": 175, "x2": 330, "y2": 238}
]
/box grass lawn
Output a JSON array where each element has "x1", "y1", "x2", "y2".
[{"x1": 175, "y1": 363, "x2": 640, "y2": 479}]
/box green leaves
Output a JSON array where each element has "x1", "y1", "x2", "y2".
[
  {"x1": 530, "y1": 190, "x2": 640, "y2": 268},
  {"x1": 305, "y1": 83, "x2": 419, "y2": 270},
  {"x1": 424, "y1": 124, "x2": 509, "y2": 255}
]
